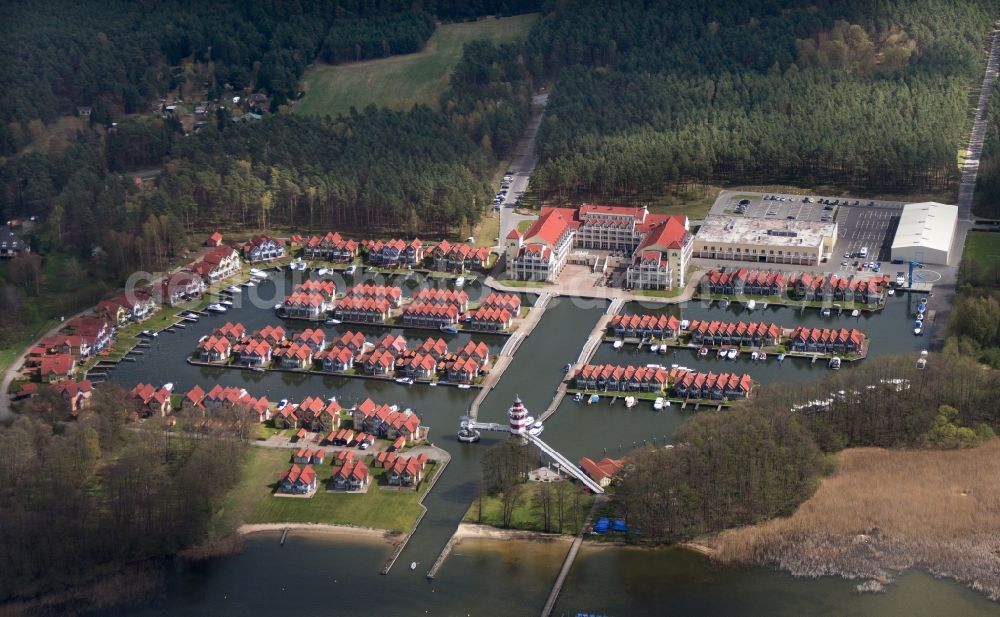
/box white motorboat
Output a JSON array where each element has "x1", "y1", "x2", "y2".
[
  {"x1": 760, "y1": 302, "x2": 768, "y2": 310},
  {"x1": 720, "y1": 299, "x2": 731, "y2": 309},
  {"x1": 529, "y1": 421, "x2": 544, "y2": 436},
  {"x1": 726, "y1": 349, "x2": 738, "y2": 360},
  {"x1": 249, "y1": 268, "x2": 268, "y2": 278},
  {"x1": 624, "y1": 396, "x2": 637, "y2": 408},
  {"x1": 457, "y1": 384, "x2": 472, "y2": 389},
  {"x1": 455, "y1": 276, "x2": 466, "y2": 288},
  {"x1": 887, "y1": 288, "x2": 895, "y2": 296},
  {"x1": 410, "y1": 562, "x2": 417, "y2": 571},
  {"x1": 613, "y1": 340, "x2": 624, "y2": 350},
  {"x1": 777, "y1": 353, "x2": 786, "y2": 362},
  {"x1": 750, "y1": 351, "x2": 760, "y2": 361},
  {"x1": 139, "y1": 329, "x2": 158, "y2": 338},
  {"x1": 574, "y1": 392, "x2": 584, "y2": 402},
  {"x1": 653, "y1": 397, "x2": 665, "y2": 411},
  {"x1": 746, "y1": 300, "x2": 756, "y2": 311},
  {"x1": 829, "y1": 357, "x2": 842, "y2": 370},
  {"x1": 821, "y1": 308, "x2": 831, "y2": 317},
  {"x1": 207, "y1": 303, "x2": 227, "y2": 313},
  {"x1": 649, "y1": 344, "x2": 659, "y2": 353},
  {"x1": 242, "y1": 280, "x2": 256, "y2": 287},
  {"x1": 225, "y1": 285, "x2": 241, "y2": 293},
  {"x1": 679, "y1": 319, "x2": 690, "y2": 330},
  {"x1": 698, "y1": 347, "x2": 708, "y2": 357},
  {"x1": 345, "y1": 265, "x2": 357, "y2": 275},
  {"x1": 274, "y1": 303, "x2": 283, "y2": 311},
  {"x1": 851, "y1": 309, "x2": 860, "y2": 317},
  {"x1": 325, "y1": 318, "x2": 342, "y2": 325},
  {"x1": 759, "y1": 352, "x2": 767, "y2": 361},
  {"x1": 316, "y1": 267, "x2": 329, "y2": 276},
  {"x1": 220, "y1": 299, "x2": 233, "y2": 307},
  {"x1": 916, "y1": 313, "x2": 924, "y2": 322},
  {"x1": 395, "y1": 377, "x2": 414, "y2": 386},
  {"x1": 914, "y1": 326, "x2": 923, "y2": 336},
  {"x1": 428, "y1": 381, "x2": 438, "y2": 387},
  {"x1": 276, "y1": 399, "x2": 289, "y2": 411}
]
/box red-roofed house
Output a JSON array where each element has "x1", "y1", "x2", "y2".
[
  {"x1": 578, "y1": 456, "x2": 624, "y2": 488},
  {"x1": 278, "y1": 464, "x2": 318, "y2": 495},
  {"x1": 505, "y1": 208, "x2": 578, "y2": 282},
  {"x1": 51, "y1": 379, "x2": 93, "y2": 416},
  {"x1": 331, "y1": 459, "x2": 370, "y2": 491},
  {"x1": 624, "y1": 215, "x2": 691, "y2": 290},
  {"x1": 385, "y1": 454, "x2": 428, "y2": 488},
  {"x1": 38, "y1": 354, "x2": 76, "y2": 383},
  {"x1": 242, "y1": 235, "x2": 285, "y2": 263},
  {"x1": 205, "y1": 232, "x2": 224, "y2": 247}
]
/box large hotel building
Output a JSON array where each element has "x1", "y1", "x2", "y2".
[{"x1": 505, "y1": 204, "x2": 691, "y2": 289}]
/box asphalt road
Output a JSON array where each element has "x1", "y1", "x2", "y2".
[{"x1": 496, "y1": 93, "x2": 547, "y2": 250}]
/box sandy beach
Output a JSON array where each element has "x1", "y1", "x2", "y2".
[
  {"x1": 453, "y1": 523, "x2": 573, "y2": 544},
  {"x1": 238, "y1": 523, "x2": 402, "y2": 543}
]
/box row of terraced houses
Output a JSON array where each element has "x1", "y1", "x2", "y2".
[
  {"x1": 196, "y1": 321, "x2": 492, "y2": 383},
  {"x1": 300, "y1": 231, "x2": 492, "y2": 273},
  {"x1": 575, "y1": 364, "x2": 754, "y2": 400}
]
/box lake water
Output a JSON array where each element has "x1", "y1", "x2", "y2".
[{"x1": 94, "y1": 272, "x2": 980, "y2": 616}]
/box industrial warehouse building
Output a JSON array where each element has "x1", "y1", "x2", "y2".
[
  {"x1": 889, "y1": 202, "x2": 958, "y2": 266},
  {"x1": 692, "y1": 216, "x2": 838, "y2": 266}
]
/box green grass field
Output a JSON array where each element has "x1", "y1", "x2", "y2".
[
  {"x1": 214, "y1": 447, "x2": 433, "y2": 535},
  {"x1": 294, "y1": 14, "x2": 538, "y2": 118},
  {"x1": 463, "y1": 483, "x2": 595, "y2": 535},
  {"x1": 964, "y1": 231, "x2": 1000, "y2": 270}
]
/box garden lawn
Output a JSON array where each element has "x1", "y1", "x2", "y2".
[
  {"x1": 217, "y1": 447, "x2": 432, "y2": 534},
  {"x1": 295, "y1": 14, "x2": 537, "y2": 118},
  {"x1": 963, "y1": 231, "x2": 1000, "y2": 271}
]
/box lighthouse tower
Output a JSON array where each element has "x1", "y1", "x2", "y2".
[{"x1": 508, "y1": 396, "x2": 529, "y2": 436}]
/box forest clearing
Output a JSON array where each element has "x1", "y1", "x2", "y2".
[{"x1": 294, "y1": 13, "x2": 537, "y2": 118}]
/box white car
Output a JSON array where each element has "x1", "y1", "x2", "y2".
[{"x1": 841, "y1": 261, "x2": 848, "y2": 267}]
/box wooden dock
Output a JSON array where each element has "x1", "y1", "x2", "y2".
[{"x1": 540, "y1": 495, "x2": 606, "y2": 617}]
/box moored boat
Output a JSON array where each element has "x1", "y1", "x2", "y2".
[
  {"x1": 679, "y1": 319, "x2": 690, "y2": 330},
  {"x1": 829, "y1": 356, "x2": 842, "y2": 370},
  {"x1": 821, "y1": 307, "x2": 831, "y2": 317},
  {"x1": 455, "y1": 276, "x2": 466, "y2": 288},
  {"x1": 624, "y1": 396, "x2": 637, "y2": 408},
  {"x1": 574, "y1": 392, "x2": 584, "y2": 402},
  {"x1": 325, "y1": 318, "x2": 342, "y2": 325},
  {"x1": 649, "y1": 344, "x2": 659, "y2": 353},
  {"x1": 588, "y1": 394, "x2": 600, "y2": 404},
  {"x1": 653, "y1": 397, "x2": 665, "y2": 411},
  {"x1": 851, "y1": 309, "x2": 860, "y2": 317},
  {"x1": 887, "y1": 288, "x2": 895, "y2": 296},
  {"x1": 249, "y1": 268, "x2": 268, "y2": 278},
  {"x1": 726, "y1": 348, "x2": 738, "y2": 360},
  {"x1": 720, "y1": 299, "x2": 731, "y2": 309},
  {"x1": 612, "y1": 340, "x2": 624, "y2": 350},
  {"x1": 439, "y1": 324, "x2": 459, "y2": 334},
  {"x1": 207, "y1": 303, "x2": 227, "y2": 313},
  {"x1": 395, "y1": 377, "x2": 414, "y2": 385},
  {"x1": 698, "y1": 347, "x2": 708, "y2": 357},
  {"x1": 746, "y1": 300, "x2": 756, "y2": 311},
  {"x1": 457, "y1": 384, "x2": 472, "y2": 389},
  {"x1": 345, "y1": 265, "x2": 357, "y2": 275}
]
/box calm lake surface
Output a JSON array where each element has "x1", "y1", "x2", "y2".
[{"x1": 95, "y1": 272, "x2": 978, "y2": 616}]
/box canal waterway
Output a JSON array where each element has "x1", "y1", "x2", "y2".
[{"x1": 95, "y1": 274, "x2": 981, "y2": 616}]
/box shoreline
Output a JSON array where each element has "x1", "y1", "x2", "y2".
[
  {"x1": 453, "y1": 522, "x2": 574, "y2": 545},
  {"x1": 238, "y1": 523, "x2": 402, "y2": 544}
]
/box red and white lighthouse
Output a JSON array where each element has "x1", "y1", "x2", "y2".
[{"x1": 508, "y1": 396, "x2": 529, "y2": 436}]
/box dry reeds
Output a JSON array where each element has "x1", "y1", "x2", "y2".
[{"x1": 701, "y1": 440, "x2": 1000, "y2": 600}]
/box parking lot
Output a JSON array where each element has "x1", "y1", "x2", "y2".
[{"x1": 710, "y1": 190, "x2": 909, "y2": 274}]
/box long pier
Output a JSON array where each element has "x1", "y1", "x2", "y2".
[
  {"x1": 540, "y1": 494, "x2": 606, "y2": 617},
  {"x1": 467, "y1": 293, "x2": 553, "y2": 422},
  {"x1": 537, "y1": 298, "x2": 623, "y2": 424}
]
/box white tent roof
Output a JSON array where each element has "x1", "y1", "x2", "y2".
[{"x1": 891, "y1": 202, "x2": 957, "y2": 255}]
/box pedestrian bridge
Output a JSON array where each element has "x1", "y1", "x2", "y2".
[{"x1": 460, "y1": 418, "x2": 604, "y2": 494}]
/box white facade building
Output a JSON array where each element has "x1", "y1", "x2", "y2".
[{"x1": 890, "y1": 202, "x2": 958, "y2": 266}]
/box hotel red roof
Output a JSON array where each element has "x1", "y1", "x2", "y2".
[{"x1": 522, "y1": 208, "x2": 577, "y2": 247}]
